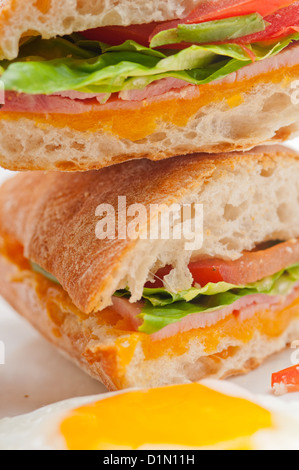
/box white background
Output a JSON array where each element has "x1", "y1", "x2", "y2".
[{"x1": 1, "y1": 138, "x2": 299, "y2": 419}]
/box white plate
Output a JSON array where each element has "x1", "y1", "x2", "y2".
[{"x1": 1, "y1": 140, "x2": 299, "y2": 419}]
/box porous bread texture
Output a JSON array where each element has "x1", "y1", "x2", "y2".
[
  {"x1": 123, "y1": 320, "x2": 299, "y2": 388},
  {"x1": 117, "y1": 149, "x2": 299, "y2": 302},
  {"x1": 0, "y1": 81, "x2": 298, "y2": 172},
  {"x1": 0, "y1": 0, "x2": 201, "y2": 59}
]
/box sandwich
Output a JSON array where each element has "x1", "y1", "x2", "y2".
[
  {"x1": 1, "y1": 145, "x2": 299, "y2": 390},
  {"x1": 0, "y1": 1, "x2": 299, "y2": 170}
]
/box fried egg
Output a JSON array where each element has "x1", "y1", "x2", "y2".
[{"x1": 1, "y1": 380, "x2": 299, "y2": 450}]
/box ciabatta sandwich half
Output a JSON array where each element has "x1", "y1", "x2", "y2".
[
  {"x1": 0, "y1": 1, "x2": 299, "y2": 170},
  {"x1": 1, "y1": 146, "x2": 299, "y2": 390}
]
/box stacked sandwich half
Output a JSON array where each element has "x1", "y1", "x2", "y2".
[{"x1": 0, "y1": 0, "x2": 299, "y2": 390}]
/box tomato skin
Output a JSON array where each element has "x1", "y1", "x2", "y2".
[
  {"x1": 234, "y1": 2, "x2": 299, "y2": 44},
  {"x1": 80, "y1": 23, "x2": 158, "y2": 47},
  {"x1": 145, "y1": 265, "x2": 172, "y2": 288},
  {"x1": 272, "y1": 365, "x2": 299, "y2": 391},
  {"x1": 188, "y1": 265, "x2": 224, "y2": 286},
  {"x1": 146, "y1": 264, "x2": 225, "y2": 289},
  {"x1": 186, "y1": 0, "x2": 296, "y2": 24},
  {"x1": 150, "y1": 0, "x2": 296, "y2": 41}
]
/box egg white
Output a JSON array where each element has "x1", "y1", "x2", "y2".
[
  {"x1": 0, "y1": 394, "x2": 104, "y2": 450},
  {"x1": 1, "y1": 380, "x2": 299, "y2": 450}
]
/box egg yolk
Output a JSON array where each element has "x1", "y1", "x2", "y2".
[{"x1": 60, "y1": 383, "x2": 273, "y2": 450}]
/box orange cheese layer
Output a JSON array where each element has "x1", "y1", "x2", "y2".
[
  {"x1": 60, "y1": 383, "x2": 273, "y2": 450},
  {"x1": 1, "y1": 64, "x2": 298, "y2": 141}
]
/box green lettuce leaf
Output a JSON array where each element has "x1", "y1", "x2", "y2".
[
  {"x1": 1, "y1": 32, "x2": 298, "y2": 95},
  {"x1": 137, "y1": 264, "x2": 299, "y2": 334},
  {"x1": 150, "y1": 13, "x2": 267, "y2": 48},
  {"x1": 30, "y1": 261, "x2": 61, "y2": 285}
]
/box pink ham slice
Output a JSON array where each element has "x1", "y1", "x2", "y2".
[
  {"x1": 2, "y1": 78, "x2": 193, "y2": 113},
  {"x1": 118, "y1": 78, "x2": 188, "y2": 101},
  {"x1": 53, "y1": 91, "x2": 111, "y2": 103},
  {"x1": 3, "y1": 92, "x2": 96, "y2": 114},
  {"x1": 112, "y1": 296, "x2": 143, "y2": 330}
]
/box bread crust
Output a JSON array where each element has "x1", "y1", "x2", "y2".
[{"x1": 1, "y1": 238, "x2": 299, "y2": 390}]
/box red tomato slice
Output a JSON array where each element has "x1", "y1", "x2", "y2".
[
  {"x1": 185, "y1": 0, "x2": 296, "y2": 24},
  {"x1": 145, "y1": 265, "x2": 172, "y2": 288},
  {"x1": 150, "y1": 0, "x2": 296, "y2": 41},
  {"x1": 188, "y1": 263, "x2": 226, "y2": 286},
  {"x1": 272, "y1": 365, "x2": 299, "y2": 394},
  {"x1": 80, "y1": 23, "x2": 158, "y2": 47},
  {"x1": 146, "y1": 239, "x2": 299, "y2": 289},
  {"x1": 190, "y1": 239, "x2": 299, "y2": 286},
  {"x1": 234, "y1": 2, "x2": 299, "y2": 44}
]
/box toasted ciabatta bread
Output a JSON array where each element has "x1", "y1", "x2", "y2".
[
  {"x1": 1, "y1": 45, "x2": 299, "y2": 171},
  {"x1": 2, "y1": 146, "x2": 299, "y2": 389},
  {"x1": 0, "y1": 0, "x2": 200, "y2": 60}
]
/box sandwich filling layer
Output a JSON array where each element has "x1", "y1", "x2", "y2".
[
  {"x1": 1, "y1": 1, "x2": 299, "y2": 127},
  {"x1": 31, "y1": 238, "x2": 299, "y2": 337}
]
